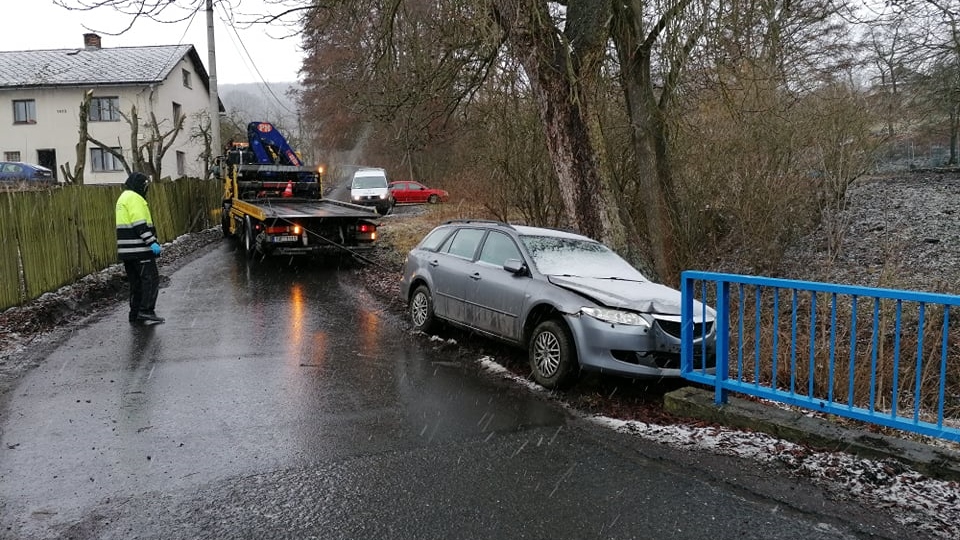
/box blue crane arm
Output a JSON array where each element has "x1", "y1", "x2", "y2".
[{"x1": 246, "y1": 122, "x2": 303, "y2": 166}]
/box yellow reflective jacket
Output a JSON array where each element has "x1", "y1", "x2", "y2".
[{"x1": 115, "y1": 189, "x2": 158, "y2": 261}]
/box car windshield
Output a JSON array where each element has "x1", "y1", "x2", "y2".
[
  {"x1": 520, "y1": 235, "x2": 646, "y2": 280},
  {"x1": 353, "y1": 176, "x2": 386, "y2": 189}
]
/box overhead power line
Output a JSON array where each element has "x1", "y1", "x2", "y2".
[{"x1": 216, "y1": 1, "x2": 296, "y2": 116}]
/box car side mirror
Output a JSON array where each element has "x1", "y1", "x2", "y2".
[{"x1": 503, "y1": 258, "x2": 527, "y2": 275}]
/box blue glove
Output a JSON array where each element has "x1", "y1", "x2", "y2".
[{"x1": 150, "y1": 243, "x2": 162, "y2": 255}]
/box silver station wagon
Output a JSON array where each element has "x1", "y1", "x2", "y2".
[{"x1": 399, "y1": 220, "x2": 717, "y2": 389}]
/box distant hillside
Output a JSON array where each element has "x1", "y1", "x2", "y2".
[{"x1": 218, "y1": 82, "x2": 301, "y2": 131}]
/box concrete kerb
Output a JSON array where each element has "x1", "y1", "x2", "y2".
[{"x1": 664, "y1": 386, "x2": 960, "y2": 482}]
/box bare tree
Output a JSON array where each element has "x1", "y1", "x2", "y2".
[
  {"x1": 486, "y1": 1, "x2": 616, "y2": 243},
  {"x1": 865, "y1": 7, "x2": 913, "y2": 139},
  {"x1": 61, "y1": 90, "x2": 94, "y2": 185},
  {"x1": 189, "y1": 111, "x2": 215, "y2": 180},
  {"x1": 915, "y1": 0, "x2": 960, "y2": 165},
  {"x1": 87, "y1": 103, "x2": 186, "y2": 179},
  {"x1": 55, "y1": 0, "x2": 210, "y2": 32},
  {"x1": 54, "y1": 0, "x2": 313, "y2": 36},
  {"x1": 860, "y1": 0, "x2": 960, "y2": 166}
]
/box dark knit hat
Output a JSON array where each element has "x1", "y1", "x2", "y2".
[{"x1": 124, "y1": 172, "x2": 150, "y2": 196}]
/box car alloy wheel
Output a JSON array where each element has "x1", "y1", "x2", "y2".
[
  {"x1": 533, "y1": 330, "x2": 561, "y2": 376},
  {"x1": 528, "y1": 319, "x2": 578, "y2": 389},
  {"x1": 410, "y1": 285, "x2": 435, "y2": 333}
]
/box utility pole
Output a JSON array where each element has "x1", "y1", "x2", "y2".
[{"x1": 206, "y1": 0, "x2": 221, "y2": 163}]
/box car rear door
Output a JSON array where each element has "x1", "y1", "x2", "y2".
[
  {"x1": 428, "y1": 227, "x2": 485, "y2": 323},
  {"x1": 463, "y1": 231, "x2": 529, "y2": 342}
]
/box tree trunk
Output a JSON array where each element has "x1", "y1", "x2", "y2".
[
  {"x1": 949, "y1": 104, "x2": 958, "y2": 166},
  {"x1": 63, "y1": 90, "x2": 93, "y2": 185},
  {"x1": 567, "y1": 2, "x2": 630, "y2": 257},
  {"x1": 611, "y1": 1, "x2": 696, "y2": 284},
  {"x1": 491, "y1": 0, "x2": 613, "y2": 244},
  {"x1": 620, "y1": 75, "x2": 681, "y2": 283}
]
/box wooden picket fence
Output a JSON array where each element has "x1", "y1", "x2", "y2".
[{"x1": 0, "y1": 179, "x2": 221, "y2": 311}]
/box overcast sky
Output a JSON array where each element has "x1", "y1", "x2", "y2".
[{"x1": 1, "y1": 0, "x2": 304, "y2": 84}]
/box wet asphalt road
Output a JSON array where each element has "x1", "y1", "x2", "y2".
[{"x1": 0, "y1": 242, "x2": 922, "y2": 539}]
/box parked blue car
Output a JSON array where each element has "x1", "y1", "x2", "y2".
[{"x1": 0, "y1": 161, "x2": 55, "y2": 184}]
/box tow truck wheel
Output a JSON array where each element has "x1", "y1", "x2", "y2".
[
  {"x1": 243, "y1": 217, "x2": 257, "y2": 259},
  {"x1": 221, "y1": 211, "x2": 231, "y2": 238}
]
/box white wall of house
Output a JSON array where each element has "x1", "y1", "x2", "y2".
[{"x1": 0, "y1": 56, "x2": 211, "y2": 185}]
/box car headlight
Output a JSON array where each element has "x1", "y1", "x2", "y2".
[{"x1": 580, "y1": 307, "x2": 650, "y2": 327}]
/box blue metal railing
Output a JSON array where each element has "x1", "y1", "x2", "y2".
[{"x1": 680, "y1": 271, "x2": 960, "y2": 443}]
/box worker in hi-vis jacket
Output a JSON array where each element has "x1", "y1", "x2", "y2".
[{"x1": 115, "y1": 172, "x2": 165, "y2": 324}]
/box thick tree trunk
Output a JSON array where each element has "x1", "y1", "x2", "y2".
[
  {"x1": 491, "y1": 0, "x2": 613, "y2": 244},
  {"x1": 568, "y1": 2, "x2": 630, "y2": 256}
]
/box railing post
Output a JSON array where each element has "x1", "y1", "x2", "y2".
[
  {"x1": 716, "y1": 280, "x2": 730, "y2": 404},
  {"x1": 680, "y1": 272, "x2": 693, "y2": 376}
]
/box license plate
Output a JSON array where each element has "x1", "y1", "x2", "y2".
[{"x1": 272, "y1": 235, "x2": 298, "y2": 243}]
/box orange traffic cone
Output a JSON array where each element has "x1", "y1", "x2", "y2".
[{"x1": 282, "y1": 180, "x2": 294, "y2": 198}]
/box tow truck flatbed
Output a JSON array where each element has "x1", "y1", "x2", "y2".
[{"x1": 231, "y1": 198, "x2": 379, "y2": 222}]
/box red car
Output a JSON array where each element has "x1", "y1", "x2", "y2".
[{"x1": 388, "y1": 181, "x2": 449, "y2": 204}]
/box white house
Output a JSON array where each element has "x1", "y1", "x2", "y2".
[{"x1": 0, "y1": 33, "x2": 221, "y2": 184}]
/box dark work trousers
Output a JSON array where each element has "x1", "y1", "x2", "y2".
[{"x1": 123, "y1": 259, "x2": 160, "y2": 319}]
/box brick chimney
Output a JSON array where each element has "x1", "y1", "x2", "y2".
[{"x1": 83, "y1": 33, "x2": 101, "y2": 50}]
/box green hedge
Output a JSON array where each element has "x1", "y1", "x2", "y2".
[{"x1": 0, "y1": 179, "x2": 221, "y2": 311}]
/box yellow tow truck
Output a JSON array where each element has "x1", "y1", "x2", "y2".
[{"x1": 220, "y1": 122, "x2": 380, "y2": 259}]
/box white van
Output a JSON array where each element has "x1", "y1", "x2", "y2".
[{"x1": 350, "y1": 168, "x2": 394, "y2": 215}]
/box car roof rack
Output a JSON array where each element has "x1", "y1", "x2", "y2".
[{"x1": 442, "y1": 219, "x2": 516, "y2": 229}]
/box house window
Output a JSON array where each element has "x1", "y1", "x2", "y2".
[
  {"x1": 13, "y1": 100, "x2": 36, "y2": 124},
  {"x1": 4, "y1": 151, "x2": 21, "y2": 161},
  {"x1": 176, "y1": 151, "x2": 186, "y2": 176},
  {"x1": 89, "y1": 97, "x2": 120, "y2": 122},
  {"x1": 172, "y1": 102, "x2": 182, "y2": 123},
  {"x1": 182, "y1": 69, "x2": 192, "y2": 89},
  {"x1": 91, "y1": 147, "x2": 124, "y2": 172}
]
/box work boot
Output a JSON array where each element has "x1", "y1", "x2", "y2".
[{"x1": 136, "y1": 311, "x2": 165, "y2": 323}]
